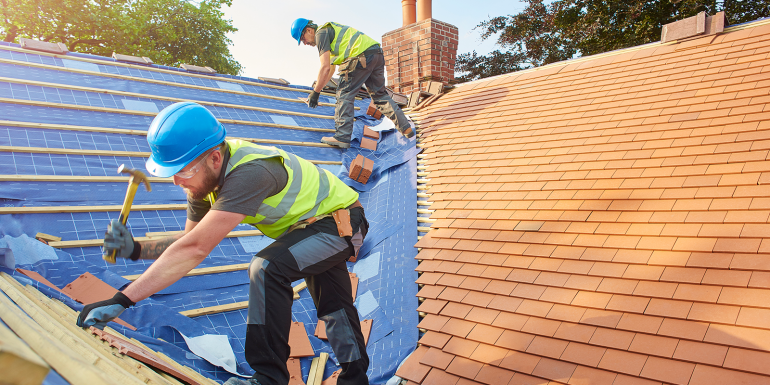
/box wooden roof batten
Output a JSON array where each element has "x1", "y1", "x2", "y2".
[{"x1": 403, "y1": 13, "x2": 770, "y2": 385}]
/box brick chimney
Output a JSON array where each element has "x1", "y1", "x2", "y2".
[{"x1": 382, "y1": 0, "x2": 458, "y2": 95}]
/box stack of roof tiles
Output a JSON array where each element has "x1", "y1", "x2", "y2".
[{"x1": 402, "y1": 18, "x2": 770, "y2": 385}]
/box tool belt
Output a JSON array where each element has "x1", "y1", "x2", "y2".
[
  {"x1": 337, "y1": 46, "x2": 379, "y2": 82},
  {"x1": 287, "y1": 200, "x2": 366, "y2": 260}
]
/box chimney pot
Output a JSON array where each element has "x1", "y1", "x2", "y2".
[
  {"x1": 417, "y1": 0, "x2": 432, "y2": 22},
  {"x1": 402, "y1": 0, "x2": 416, "y2": 26}
]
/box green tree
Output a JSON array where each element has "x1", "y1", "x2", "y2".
[
  {"x1": 456, "y1": 0, "x2": 770, "y2": 82},
  {"x1": 0, "y1": 0, "x2": 242, "y2": 75}
]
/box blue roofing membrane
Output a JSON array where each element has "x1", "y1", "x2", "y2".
[{"x1": 0, "y1": 42, "x2": 419, "y2": 384}]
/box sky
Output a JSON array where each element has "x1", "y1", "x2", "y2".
[{"x1": 222, "y1": 0, "x2": 525, "y2": 85}]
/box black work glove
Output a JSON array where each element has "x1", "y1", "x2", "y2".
[
  {"x1": 307, "y1": 91, "x2": 320, "y2": 108},
  {"x1": 76, "y1": 291, "x2": 135, "y2": 330},
  {"x1": 103, "y1": 219, "x2": 141, "y2": 261}
]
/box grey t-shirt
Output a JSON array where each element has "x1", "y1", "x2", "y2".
[
  {"x1": 187, "y1": 156, "x2": 288, "y2": 222},
  {"x1": 316, "y1": 26, "x2": 334, "y2": 56}
]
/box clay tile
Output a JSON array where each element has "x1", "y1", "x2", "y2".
[
  {"x1": 475, "y1": 364, "x2": 515, "y2": 385},
  {"x1": 288, "y1": 322, "x2": 314, "y2": 357},
  {"x1": 560, "y1": 342, "x2": 607, "y2": 367},
  {"x1": 597, "y1": 349, "x2": 648, "y2": 376},
  {"x1": 672, "y1": 340, "x2": 728, "y2": 366},
  {"x1": 395, "y1": 346, "x2": 432, "y2": 382},
  {"x1": 525, "y1": 335, "x2": 569, "y2": 359},
  {"x1": 419, "y1": 332, "x2": 453, "y2": 351},
  {"x1": 441, "y1": 318, "x2": 477, "y2": 338},
  {"x1": 496, "y1": 329, "x2": 536, "y2": 351},
  {"x1": 423, "y1": 368, "x2": 461, "y2": 385},
  {"x1": 531, "y1": 357, "x2": 577, "y2": 383},
  {"x1": 568, "y1": 365, "x2": 618, "y2": 385},
  {"x1": 446, "y1": 356, "x2": 484, "y2": 379},
  {"x1": 420, "y1": 347, "x2": 455, "y2": 370},
  {"x1": 628, "y1": 334, "x2": 679, "y2": 357},
  {"x1": 466, "y1": 324, "x2": 505, "y2": 346},
  {"x1": 615, "y1": 313, "x2": 664, "y2": 334},
  {"x1": 638, "y1": 356, "x2": 696, "y2": 385}
]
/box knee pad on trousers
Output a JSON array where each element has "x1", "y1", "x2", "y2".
[{"x1": 319, "y1": 308, "x2": 362, "y2": 363}]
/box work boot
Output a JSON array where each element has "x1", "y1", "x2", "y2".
[
  {"x1": 321, "y1": 136, "x2": 351, "y2": 149},
  {"x1": 397, "y1": 121, "x2": 416, "y2": 139},
  {"x1": 223, "y1": 377, "x2": 261, "y2": 385}
]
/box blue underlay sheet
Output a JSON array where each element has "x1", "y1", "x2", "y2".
[{"x1": 0, "y1": 43, "x2": 419, "y2": 384}]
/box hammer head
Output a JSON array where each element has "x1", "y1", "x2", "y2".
[{"x1": 118, "y1": 164, "x2": 152, "y2": 192}]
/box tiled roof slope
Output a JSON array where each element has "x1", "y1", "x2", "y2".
[{"x1": 404, "y1": 19, "x2": 770, "y2": 385}]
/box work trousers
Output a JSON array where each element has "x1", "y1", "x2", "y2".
[
  {"x1": 334, "y1": 49, "x2": 410, "y2": 144},
  {"x1": 245, "y1": 207, "x2": 369, "y2": 385}
]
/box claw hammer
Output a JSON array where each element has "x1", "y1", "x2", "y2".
[{"x1": 104, "y1": 164, "x2": 152, "y2": 263}]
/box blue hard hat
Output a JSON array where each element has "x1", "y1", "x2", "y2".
[
  {"x1": 145, "y1": 102, "x2": 226, "y2": 178},
  {"x1": 291, "y1": 18, "x2": 311, "y2": 45}
]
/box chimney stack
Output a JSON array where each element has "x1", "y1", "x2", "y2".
[
  {"x1": 382, "y1": 0, "x2": 458, "y2": 95},
  {"x1": 417, "y1": 0, "x2": 432, "y2": 22},
  {"x1": 401, "y1": 0, "x2": 416, "y2": 27}
]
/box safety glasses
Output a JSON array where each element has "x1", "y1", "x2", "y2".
[{"x1": 175, "y1": 150, "x2": 214, "y2": 179}]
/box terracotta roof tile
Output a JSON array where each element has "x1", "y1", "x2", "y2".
[
  {"x1": 526, "y1": 336, "x2": 570, "y2": 359},
  {"x1": 581, "y1": 308, "x2": 624, "y2": 328},
  {"x1": 568, "y1": 365, "x2": 617, "y2": 385},
  {"x1": 496, "y1": 330, "x2": 536, "y2": 351},
  {"x1": 531, "y1": 357, "x2": 577, "y2": 383},
  {"x1": 687, "y1": 302, "x2": 740, "y2": 324},
  {"x1": 419, "y1": 331, "x2": 453, "y2": 349},
  {"x1": 564, "y1": 275, "x2": 604, "y2": 291},
  {"x1": 688, "y1": 364, "x2": 770, "y2": 385},
  {"x1": 444, "y1": 336, "x2": 480, "y2": 358},
  {"x1": 422, "y1": 368, "x2": 461, "y2": 385},
  {"x1": 606, "y1": 295, "x2": 650, "y2": 313},
  {"x1": 735, "y1": 307, "x2": 770, "y2": 329},
  {"x1": 628, "y1": 334, "x2": 679, "y2": 357},
  {"x1": 560, "y1": 342, "x2": 607, "y2": 367},
  {"x1": 657, "y1": 318, "x2": 709, "y2": 341},
  {"x1": 616, "y1": 313, "x2": 664, "y2": 334},
  {"x1": 518, "y1": 300, "x2": 556, "y2": 318},
  {"x1": 469, "y1": 342, "x2": 509, "y2": 366},
  {"x1": 597, "y1": 349, "x2": 648, "y2": 376},
  {"x1": 571, "y1": 291, "x2": 613, "y2": 309},
  {"x1": 446, "y1": 355, "x2": 485, "y2": 380},
  {"x1": 540, "y1": 287, "x2": 580, "y2": 305},
  {"x1": 492, "y1": 311, "x2": 530, "y2": 331},
  {"x1": 418, "y1": 299, "x2": 449, "y2": 314},
  {"x1": 484, "y1": 280, "x2": 518, "y2": 296},
  {"x1": 638, "y1": 356, "x2": 695, "y2": 385},
  {"x1": 633, "y1": 281, "x2": 679, "y2": 298},
  {"x1": 467, "y1": 324, "x2": 505, "y2": 346},
  {"x1": 597, "y1": 278, "x2": 640, "y2": 295},
  {"x1": 672, "y1": 340, "x2": 728, "y2": 366},
  {"x1": 442, "y1": 318, "x2": 478, "y2": 338},
  {"x1": 396, "y1": 345, "x2": 431, "y2": 382},
  {"x1": 521, "y1": 318, "x2": 562, "y2": 337},
  {"x1": 420, "y1": 347, "x2": 455, "y2": 370}
]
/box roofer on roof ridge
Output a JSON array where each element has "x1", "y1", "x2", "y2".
[
  {"x1": 291, "y1": 18, "x2": 415, "y2": 148},
  {"x1": 76, "y1": 102, "x2": 371, "y2": 385}
]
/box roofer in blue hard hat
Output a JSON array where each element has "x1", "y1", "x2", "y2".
[
  {"x1": 291, "y1": 17, "x2": 414, "y2": 148},
  {"x1": 76, "y1": 102, "x2": 371, "y2": 385}
]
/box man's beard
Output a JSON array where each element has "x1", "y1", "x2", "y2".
[{"x1": 185, "y1": 165, "x2": 219, "y2": 200}]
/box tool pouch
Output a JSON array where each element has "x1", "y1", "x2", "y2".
[
  {"x1": 338, "y1": 54, "x2": 364, "y2": 82},
  {"x1": 332, "y1": 209, "x2": 353, "y2": 237}
]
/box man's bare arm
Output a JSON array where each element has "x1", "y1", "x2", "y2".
[
  {"x1": 135, "y1": 219, "x2": 201, "y2": 260},
  {"x1": 122, "y1": 210, "x2": 246, "y2": 302},
  {"x1": 314, "y1": 51, "x2": 335, "y2": 92}
]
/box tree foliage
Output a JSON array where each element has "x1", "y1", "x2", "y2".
[
  {"x1": 455, "y1": 0, "x2": 770, "y2": 82},
  {"x1": 0, "y1": 0, "x2": 242, "y2": 75}
]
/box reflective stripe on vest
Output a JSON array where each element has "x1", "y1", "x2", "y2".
[
  {"x1": 210, "y1": 139, "x2": 358, "y2": 238},
  {"x1": 320, "y1": 22, "x2": 379, "y2": 65}
]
